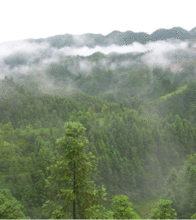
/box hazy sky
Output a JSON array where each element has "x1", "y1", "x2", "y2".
[{"x1": 0, "y1": 0, "x2": 195, "y2": 44}]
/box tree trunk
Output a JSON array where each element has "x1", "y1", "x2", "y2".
[{"x1": 73, "y1": 162, "x2": 76, "y2": 219}]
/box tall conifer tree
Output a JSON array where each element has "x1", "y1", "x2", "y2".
[{"x1": 42, "y1": 121, "x2": 107, "y2": 219}]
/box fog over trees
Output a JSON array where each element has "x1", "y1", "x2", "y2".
[{"x1": 1, "y1": 27, "x2": 196, "y2": 218}]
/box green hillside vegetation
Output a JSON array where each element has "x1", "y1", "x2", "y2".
[
  {"x1": 1, "y1": 47, "x2": 196, "y2": 218},
  {"x1": 157, "y1": 84, "x2": 188, "y2": 102}
]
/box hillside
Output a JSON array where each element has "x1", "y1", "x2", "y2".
[
  {"x1": 1, "y1": 27, "x2": 196, "y2": 218},
  {"x1": 25, "y1": 26, "x2": 196, "y2": 48}
]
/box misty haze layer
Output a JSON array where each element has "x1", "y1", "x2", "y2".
[{"x1": 0, "y1": 27, "x2": 196, "y2": 97}]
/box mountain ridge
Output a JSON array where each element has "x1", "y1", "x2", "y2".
[{"x1": 25, "y1": 26, "x2": 196, "y2": 48}]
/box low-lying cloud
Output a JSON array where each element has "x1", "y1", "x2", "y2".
[{"x1": 0, "y1": 37, "x2": 195, "y2": 96}]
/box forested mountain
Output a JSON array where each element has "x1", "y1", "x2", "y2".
[
  {"x1": 1, "y1": 27, "x2": 196, "y2": 218},
  {"x1": 25, "y1": 26, "x2": 196, "y2": 48}
]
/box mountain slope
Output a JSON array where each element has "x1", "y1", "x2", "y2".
[{"x1": 25, "y1": 26, "x2": 196, "y2": 48}]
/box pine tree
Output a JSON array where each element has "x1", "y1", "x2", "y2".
[
  {"x1": 42, "y1": 121, "x2": 107, "y2": 219},
  {"x1": 149, "y1": 199, "x2": 177, "y2": 219},
  {"x1": 112, "y1": 194, "x2": 141, "y2": 219}
]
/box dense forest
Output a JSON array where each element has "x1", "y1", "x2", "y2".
[{"x1": 1, "y1": 28, "x2": 196, "y2": 218}]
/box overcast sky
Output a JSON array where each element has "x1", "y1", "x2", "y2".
[{"x1": 0, "y1": 0, "x2": 195, "y2": 45}]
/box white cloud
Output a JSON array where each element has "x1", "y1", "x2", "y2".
[
  {"x1": 79, "y1": 60, "x2": 96, "y2": 76},
  {"x1": 0, "y1": 37, "x2": 194, "y2": 95},
  {"x1": 141, "y1": 40, "x2": 189, "y2": 69}
]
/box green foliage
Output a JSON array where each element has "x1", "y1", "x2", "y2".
[
  {"x1": 101, "y1": 104, "x2": 109, "y2": 114},
  {"x1": 25, "y1": 124, "x2": 33, "y2": 132},
  {"x1": 112, "y1": 194, "x2": 141, "y2": 219},
  {"x1": 158, "y1": 84, "x2": 188, "y2": 101},
  {"x1": 1, "y1": 66, "x2": 196, "y2": 219},
  {"x1": 167, "y1": 167, "x2": 178, "y2": 186},
  {"x1": 149, "y1": 199, "x2": 177, "y2": 219},
  {"x1": 0, "y1": 188, "x2": 29, "y2": 219},
  {"x1": 83, "y1": 204, "x2": 114, "y2": 219},
  {"x1": 191, "y1": 212, "x2": 196, "y2": 219},
  {"x1": 42, "y1": 121, "x2": 107, "y2": 219}
]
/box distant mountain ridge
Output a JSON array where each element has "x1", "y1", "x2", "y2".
[{"x1": 26, "y1": 27, "x2": 196, "y2": 48}]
